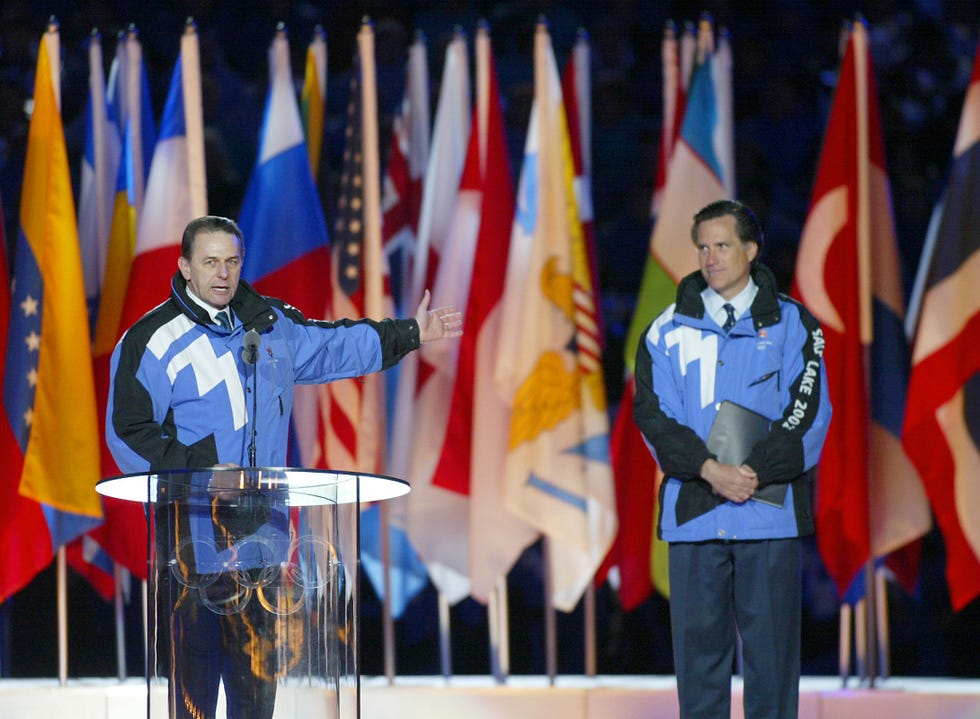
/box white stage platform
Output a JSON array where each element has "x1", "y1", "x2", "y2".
[{"x1": 2, "y1": 675, "x2": 979, "y2": 718}]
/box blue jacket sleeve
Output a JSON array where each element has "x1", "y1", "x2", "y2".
[{"x1": 744, "y1": 302, "x2": 831, "y2": 485}]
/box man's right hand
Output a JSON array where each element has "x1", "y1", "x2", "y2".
[{"x1": 700, "y1": 458, "x2": 759, "y2": 504}]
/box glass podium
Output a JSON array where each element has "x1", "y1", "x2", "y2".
[{"x1": 96, "y1": 468, "x2": 409, "y2": 719}]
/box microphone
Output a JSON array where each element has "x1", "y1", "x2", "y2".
[
  {"x1": 242, "y1": 328, "x2": 261, "y2": 466},
  {"x1": 242, "y1": 328, "x2": 260, "y2": 365}
]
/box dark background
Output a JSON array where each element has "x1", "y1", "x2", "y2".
[{"x1": 0, "y1": 0, "x2": 978, "y2": 679}]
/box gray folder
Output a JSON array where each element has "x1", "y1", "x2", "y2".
[{"x1": 706, "y1": 400, "x2": 786, "y2": 507}]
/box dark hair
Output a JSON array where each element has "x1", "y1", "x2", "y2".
[
  {"x1": 690, "y1": 199, "x2": 763, "y2": 258},
  {"x1": 181, "y1": 215, "x2": 244, "y2": 258}
]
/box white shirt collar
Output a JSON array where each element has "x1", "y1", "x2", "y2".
[
  {"x1": 186, "y1": 286, "x2": 233, "y2": 325},
  {"x1": 701, "y1": 276, "x2": 758, "y2": 328}
]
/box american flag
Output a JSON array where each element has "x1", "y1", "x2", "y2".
[{"x1": 325, "y1": 33, "x2": 386, "y2": 474}]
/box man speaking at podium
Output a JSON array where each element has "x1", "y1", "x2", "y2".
[{"x1": 106, "y1": 214, "x2": 461, "y2": 719}]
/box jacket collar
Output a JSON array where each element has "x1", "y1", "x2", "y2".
[
  {"x1": 674, "y1": 263, "x2": 782, "y2": 330},
  {"x1": 170, "y1": 272, "x2": 278, "y2": 332}
]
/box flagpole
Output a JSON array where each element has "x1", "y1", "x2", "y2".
[
  {"x1": 114, "y1": 564, "x2": 126, "y2": 680},
  {"x1": 488, "y1": 576, "x2": 510, "y2": 682},
  {"x1": 543, "y1": 538, "x2": 557, "y2": 684},
  {"x1": 853, "y1": 19, "x2": 879, "y2": 687},
  {"x1": 57, "y1": 547, "x2": 68, "y2": 686},
  {"x1": 584, "y1": 582, "x2": 596, "y2": 676},
  {"x1": 438, "y1": 592, "x2": 452, "y2": 679},
  {"x1": 357, "y1": 18, "x2": 396, "y2": 685},
  {"x1": 875, "y1": 566, "x2": 890, "y2": 678},
  {"x1": 380, "y1": 502, "x2": 395, "y2": 683}
]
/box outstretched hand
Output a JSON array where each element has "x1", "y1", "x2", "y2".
[{"x1": 415, "y1": 289, "x2": 463, "y2": 343}]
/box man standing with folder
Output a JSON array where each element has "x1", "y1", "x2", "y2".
[{"x1": 634, "y1": 200, "x2": 831, "y2": 719}]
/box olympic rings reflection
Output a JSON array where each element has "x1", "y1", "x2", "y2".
[{"x1": 168, "y1": 536, "x2": 341, "y2": 616}]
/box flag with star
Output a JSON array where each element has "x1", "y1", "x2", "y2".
[
  {"x1": 1, "y1": 25, "x2": 102, "y2": 601},
  {"x1": 325, "y1": 54, "x2": 369, "y2": 471},
  {"x1": 327, "y1": 24, "x2": 422, "y2": 617}
]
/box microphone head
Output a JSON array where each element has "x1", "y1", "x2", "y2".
[{"x1": 242, "y1": 328, "x2": 261, "y2": 364}]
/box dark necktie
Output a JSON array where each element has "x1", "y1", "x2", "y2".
[
  {"x1": 215, "y1": 310, "x2": 232, "y2": 330},
  {"x1": 722, "y1": 303, "x2": 736, "y2": 333}
]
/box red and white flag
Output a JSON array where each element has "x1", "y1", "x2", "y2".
[
  {"x1": 903, "y1": 41, "x2": 980, "y2": 611},
  {"x1": 793, "y1": 21, "x2": 929, "y2": 597},
  {"x1": 403, "y1": 26, "x2": 539, "y2": 603}
]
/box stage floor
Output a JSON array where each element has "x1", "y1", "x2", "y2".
[{"x1": 2, "y1": 675, "x2": 979, "y2": 718}]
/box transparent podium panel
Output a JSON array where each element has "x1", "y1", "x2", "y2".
[{"x1": 97, "y1": 468, "x2": 409, "y2": 719}]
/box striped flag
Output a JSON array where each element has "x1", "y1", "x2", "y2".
[
  {"x1": 301, "y1": 25, "x2": 327, "y2": 181},
  {"x1": 381, "y1": 33, "x2": 429, "y2": 316},
  {"x1": 325, "y1": 23, "x2": 424, "y2": 615},
  {"x1": 324, "y1": 21, "x2": 386, "y2": 474},
  {"x1": 239, "y1": 28, "x2": 331, "y2": 469},
  {"x1": 404, "y1": 25, "x2": 539, "y2": 603},
  {"x1": 86, "y1": 28, "x2": 157, "y2": 579},
  {"x1": 117, "y1": 21, "x2": 207, "y2": 335},
  {"x1": 1, "y1": 25, "x2": 102, "y2": 601},
  {"x1": 606, "y1": 19, "x2": 732, "y2": 608},
  {"x1": 240, "y1": 28, "x2": 329, "y2": 315},
  {"x1": 903, "y1": 41, "x2": 980, "y2": 611},
  {"x1": 388, "y1": 31, "x2": 469, "y2": 503},
  {"x1": 78, "y1": 31, "x2": 120, "y2": 333},
  {"x1": 495, "y1": 22, "x2": 616, "y2": 611},
  {"x1": 73, "y1": 30, "x2": 124, "y2": 599},
  {"x1": 562, "y1": 30, "x2": 602, "y2": 341},
  {"x1": 93, "y1": 22, "x2": 206, "y2": 579},
  {"x1": 368, "y1": 32, "x2": 433, "y2": 614},
  {"x1": 793, "y1": 20, "x2": 930, "y2": 597}
]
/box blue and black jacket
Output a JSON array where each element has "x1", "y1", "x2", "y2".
[
  {"x1": 107, "y1": 271, "x2": 419, "y2": 473},
  {"x1": 634, "y1": 264, "x2": 831, "y2": 542}
]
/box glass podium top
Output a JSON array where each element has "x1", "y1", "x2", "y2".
[{"x1": 96, "y1": 467, "x2": 410, "y2": 506}]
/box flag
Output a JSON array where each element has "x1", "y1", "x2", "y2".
[
  {"x1": 239, "y1": 28, "x2": 330, "y2": 468},
  {"x1": 324, "y1": 21, "x2": 386, "y2": 473},
  {"x1": 369, "y1": 32, "x2": 433, "y2": 614},
  {"x1": 301, "y1": 25, "x2": 327, "y2": 181},
  {"x1": 561, "y1": 29, "x2": 602, "y2": 340},
  {"x1": 86, "y1": 29, "x2": 157, "y2": 579},
  {"x1": 73, "y1": 30, "x2": 124, "y2": 600},
  {"x1": 327, "y1": 22, "x2": 421, "y2": 615},
  {"x1": 903, "y1": 42, "x2": 980, "y2": 611},
  {"x1": 92, "y1": 22, "x2": 206, "y2": 579},
  {"x1": 649, "y1": 21, "x2": 691, "y2": 217},
  {"x1": 381, "y1": 33, "x2": 429, "y2": 316},
  {"x1": 118, "y1": 21, "x2": 207, "y2": 334},
  {"x1": 407, "y1": 29, "x2": 471, "y2": 308},
  {"x1": 605, "y1": 19, "x2": 732, "y2": 609},
  {"x1": 1, "y1": 25, "x2": 102, "y2": 601},
  {"x1": 402, "y1": 25, "x2": 539, "y2": 604},
  {"x1": 494, "y1": 22, "x2": 616, "y2": 612},
  {"x1": 93, "y1": 28, "x2": 157, "y2": 365},
  {"x1": 387, "y1": 30, "x2": 469, "y2": 547},
  {"x1": 793, "y1": 20, "x2": 930, "y2": 598},
  {"x1": 78, "y1": 31, "x2": 120, "y2": 332}
]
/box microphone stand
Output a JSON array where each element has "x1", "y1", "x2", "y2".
[
  {"x1": 242, "y1": 329, "x2": 261, "y2": 468},
  {"x1": 248, "y1": 365, "x2": 258, "y2": 468}
]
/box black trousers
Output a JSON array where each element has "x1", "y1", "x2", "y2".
[
  {"x1": 668, "y1": 538, "x2": 801, "y2": 719},
  {"x1": 170, "y1": 577, "x2": 278, "y2": 719}
]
